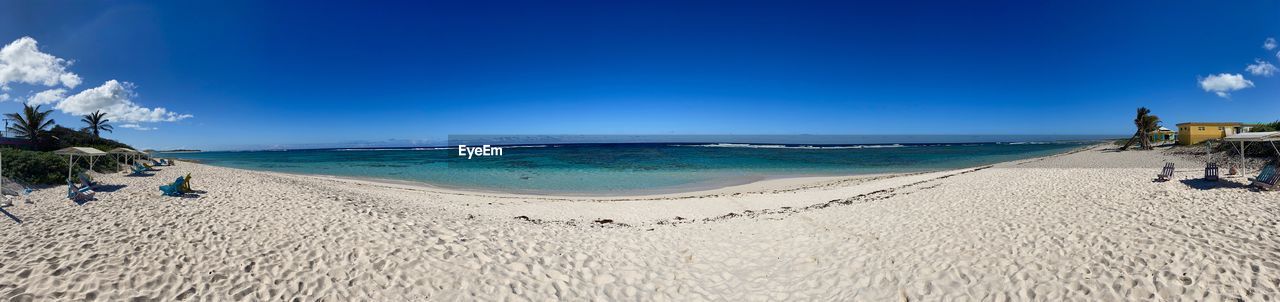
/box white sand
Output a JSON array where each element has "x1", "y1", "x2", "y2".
[{"x1": 1, "y1": 144, "x2": 1278, "y2": 300}]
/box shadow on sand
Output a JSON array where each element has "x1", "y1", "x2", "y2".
[
  {"x1": 91, "y1": 184, "x2": 128, "y2": 192},
  {"x1": 0, "y1": 206, "x2": 20, "y2": 223},
  {"x1": 1179, "y1": 178, "x2": 1251, "y2": 190}
]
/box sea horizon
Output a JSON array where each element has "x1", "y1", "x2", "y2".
[
  {"x1": 159, "y1": 135, "x2": 1105, "y2": 195},
  {"x1": 176, "y1": 134, "x2": 1124, "y2": 152}
]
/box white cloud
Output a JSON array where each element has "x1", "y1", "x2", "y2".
[
  {"x1": 1246, "y1": 59, "x2": 1278, "y2": 77},
  {"x1": 56, "y1": 80, "x2": 192, "y2": 122},
  {"x1": 0, "y1": 37, "x2": 194, "y2": 124},
  {"x1": 1198, "y1": 73, "x2": 1253, "y2": 98},
  {"x1": 0, "y1": 37, "x2": 81, "y2": 90},
  {"x1": 118, "y1": 123, "x2": 157, "y2": 131},
  {"x1": 1266, "y1": 37, "x2": 1278, "y2": 51},
  {"x1": 26, "y1": 88, "x2": 66, "y2": 105}
]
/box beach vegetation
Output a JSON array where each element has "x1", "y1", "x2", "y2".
[
  {"x1": 0, "y1": 107, "x2": 136, "y2": 185},
  {"x1": 80, "y1": 110, "x2": 114, "y2": 138},
  {"x1": 1249, "y1": 121, "x2": 1280, "y2": 132},
  {"x1": 1120, "y1": 107, "x2": 1161, "y2": 150},
  {"x1": 0, "y1": 146, "x2": 122, "y2": 185},
  {"x1": 46, "y1": 126, "x2": 132, "y2": 152},
  {"x1": 0, "y1": 145, "x2": 122, "y2": 185},
  {"x1": 0, "y1": 148, "x2": 77, "y2": 185}
]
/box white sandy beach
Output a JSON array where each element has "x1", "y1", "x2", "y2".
[{"x1": 0, "y1": 144, "x2": 1278, "y2": 300}]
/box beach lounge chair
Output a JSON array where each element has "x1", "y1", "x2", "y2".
[
  {"x1": 1251, "y1": 164, "x2": 1278, "y2": 191},
  {"x1": 1250, "y1": 164, "x2": 1276, "y2": 183},
  {"x1": 1204, "y1": 163, "x2": 1219, "y2": 181},
  {"x1": 77, "y1": 172, "x2": 96, "y2": 188},
  {"x1": 159, "y1": 176, "x2": 185, "y2": 197},
  {"x1": 1155, "y1": 162, "x2": 1174, "y2": 182},
  {"x1": 1256, "y1": 175, "x2": 1279, "y2": 191},
  {"x1": 67, "y1": 179, "x2": 94, "y2": 202},
  {"x1": 129, "y1": 163, "x2": 148, "y2": 175},
  {"x1": 179, "y1": 173, "x2": 194, "y2": 194}
]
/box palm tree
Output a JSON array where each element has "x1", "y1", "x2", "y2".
[
  {"x1": 1120, "y1": 107, "x2": 1161, "y2": 150},
  {"x1": 4, "y1": 104, "x2": 56, "y2": 141},
  {"x1": 80, "y1": 110, "x2": 113, "y2": 138}
]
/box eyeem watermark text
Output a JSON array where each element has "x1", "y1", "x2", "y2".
[{"x1": 458, "y1": 145, "x2": 503, "y2": 159}]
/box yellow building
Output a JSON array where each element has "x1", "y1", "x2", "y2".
[{"x1": 1176, "y1": 122, "x2": 1251, "y2": 145}]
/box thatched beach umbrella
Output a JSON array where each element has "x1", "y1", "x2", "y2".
[{"x1": 54, "y1": 147, "x2": 107, "y2": 181}]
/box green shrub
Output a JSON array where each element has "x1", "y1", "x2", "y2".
[
  {"x1": 1, "y1": 148, "x2": 76, "y2": 185},
  {"x1": 92, "y1": 155, "x2": 123, "y2": 173},
  {"x1": 1250, "y1": 121, "x2": 1280, "y2": 132},
  {"x1": 0, "y1": 147, "x2": 124, "y2": 185}
]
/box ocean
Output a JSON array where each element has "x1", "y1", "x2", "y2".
[{"x1": 158, "y1": 135, "x2": 1104, "y2": 195}]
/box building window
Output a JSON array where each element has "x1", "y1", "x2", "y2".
[{"x1": 1199, "y1": 127, "x2": 1205, "y2": 131}]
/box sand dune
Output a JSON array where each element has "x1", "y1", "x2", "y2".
[{"x1": 0, "y1": 145, "x2": 1277, "y2": 300}]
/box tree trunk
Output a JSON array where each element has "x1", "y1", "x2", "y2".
[{"x1": 1120, "y1": 131, "x2": 1142, "y2": 150}]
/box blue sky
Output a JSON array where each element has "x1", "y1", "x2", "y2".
[{"x1": 1, "y1": 0, "x2": 1278, "y2": 150}]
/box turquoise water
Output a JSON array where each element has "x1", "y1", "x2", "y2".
[{"x1": 159, "y1": 137, "x2": 1095, "y2": 195}]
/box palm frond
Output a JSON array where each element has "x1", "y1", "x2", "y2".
[
  {"x1": 80, "y1": 110, "x2": 113, "y2": 138},
  {"x1": 6, "y1": 104, "x2": 55, "y2": 141}
]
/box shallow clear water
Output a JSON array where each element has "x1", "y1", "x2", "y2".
[{"x1": 160, "y1": 137, "x2": 1096, "y2": 195}]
